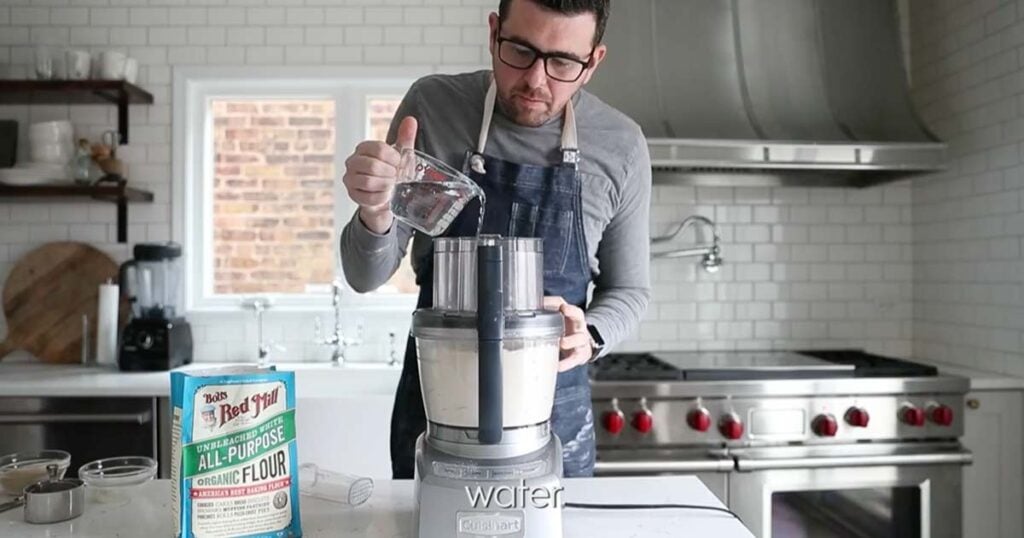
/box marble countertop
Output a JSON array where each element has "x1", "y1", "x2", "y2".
[
  {"x1": 0, "y1": 351, "x2": 1020, "y2": 399},
  {"x1": 0, "y1": 477, "x2": 753, "y2": 537},
  {"x1": 0, "y1": 352, "x2": 402, "y2": 398}
]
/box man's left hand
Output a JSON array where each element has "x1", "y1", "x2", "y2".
[{"x1": 544, "y1": 296, "x2": 592, "y2": 372}]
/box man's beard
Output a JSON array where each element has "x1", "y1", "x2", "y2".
[{"x1": 496, "y1": 87, "x2": 554, "y2": 127}]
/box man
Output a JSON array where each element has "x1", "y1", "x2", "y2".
[{"x1": 340, "y1": 0, "x2": 650, "y2": 479}]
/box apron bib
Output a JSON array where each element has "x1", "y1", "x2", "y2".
[{"x1": 389, "y1": 76, "x2": 595, "y2": 478}]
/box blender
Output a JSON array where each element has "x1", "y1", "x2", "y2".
[
  {"x1": 117, "y1": 242, "x2": 193, "y2": 371},
  {"x1": 412, "y1": 236, "x2": 564, "y2": 538}
]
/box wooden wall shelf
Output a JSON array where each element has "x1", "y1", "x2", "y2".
[
  {"x1": 0, "y1": 80, "x2": 155, "y2": 144},
  {"x1": 0, "y1": 180, "x2": 154, "y2": 243}
]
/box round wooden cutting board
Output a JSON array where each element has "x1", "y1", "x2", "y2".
[{"x1": 0, "y1": 242, "x2": 126, "y2": 363}]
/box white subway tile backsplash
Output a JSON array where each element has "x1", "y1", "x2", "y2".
[
  {"x1": 228, "y1": 27, "x2": 265, "y2": 45},
  {"x1": 208, "y1": 7, "x2": 246, "y2": 26},
  {"x1": 345, "y1": 26, "x2": 383, "y2": 45},
  {"x1": 286, "y1": 8, "x2": 325, "y2": 26},
  {"x1": 324, "y1": 45, "x2": 362, "y2": 63},
  {"x1": 0, "y1": 1, "x2": 935, "y2": 362},
  {"x1": 810, "y1": 188, "x2": 846, "y2": 206},
  {"x1": 423, "y1": 25, "x2": 461, "y2": 45},
  {"x1": 129, "y1": 7, "x2": 168, "y2": 26},
  {"x1": 442, "y1": 7, "x2": 482, "y2": 25},
  {"x1": 365, "y1": 45, "x2": 402, "y2": 64},
  {"x1": 51, "y1": 7, "x2": 87, "y2": 25},
  {"x1": 246, "y1": 7, "x2": 284, "y2": 25},
  {"x1": 149, "y1": 27, "x2": 188, "y2": 46},
  {"x1": 168, "y1": 8, "x2": 207, "y2": 25},
  {"x1": 809, "y1": 225, "x2": 845, "y2": 243},
  {"x1": 12, "y1": 7, "x2": 49, "y2": 26}
]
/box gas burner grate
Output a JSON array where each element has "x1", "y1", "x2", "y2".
[{"x1": 589, "y1": 353, "x2": 682, "y2": 381}]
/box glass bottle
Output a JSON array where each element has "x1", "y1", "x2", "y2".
[{"x1": 72, "y1": 138, "x2": 92, "y2": 185}]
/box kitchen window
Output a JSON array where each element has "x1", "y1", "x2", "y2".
[{"x1": 173, "y1": 67, "x2": 426, "y2": 313}]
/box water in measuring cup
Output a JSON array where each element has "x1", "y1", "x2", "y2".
[{"x1": 391, "y1": 180, "x2": 485, "y2": 237}]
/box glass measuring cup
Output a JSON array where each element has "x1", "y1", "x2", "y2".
[
  {"x1": 298, "y1": 463, "x2": 373, "y2": 507},
  {"x1": 390, "y1": 148, "x2": 484, "y2": 236}
]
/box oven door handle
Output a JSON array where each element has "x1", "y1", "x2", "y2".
[
  {"x1": 595, "y1": 459, "x2": 735, "y2": 474},
  {"x1": 0, "y1": 411, "x2": 153, "y2": 425},
  {"x1": 735, "y1": 450, "x2": 973, "y2": 471}
]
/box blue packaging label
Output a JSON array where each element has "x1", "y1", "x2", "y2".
[{"x1": 172, "y1": 368, "x2": 302, "y2": 538}]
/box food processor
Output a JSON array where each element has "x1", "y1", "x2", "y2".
[
  {"x1": 412, "y1": 236, "x2": 564, "y2": 538},
  {"x1": 117, "y1": 242, "x2": 193, "y2": 371}
]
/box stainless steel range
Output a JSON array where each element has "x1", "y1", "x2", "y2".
[{"x1": 590, "y1": 350, "x2": 972, "y2": 538}]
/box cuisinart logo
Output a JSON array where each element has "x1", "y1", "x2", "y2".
[{"x1": 457, "y1": 512, "x2": 523, "y2": 536}]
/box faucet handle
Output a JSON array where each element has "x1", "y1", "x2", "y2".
[
  {"x1": 258, "y1": 341, "x2": 286, "y2": 367},
  {"x1": 349, "y1": 324, "x2": 364, "y2": 345},
  {"x1": 313, "y1": 316, "x2": 338, "y2": 345},
  {"x1": 388, "y1": 330, "x2": 402, "y2": 366}
]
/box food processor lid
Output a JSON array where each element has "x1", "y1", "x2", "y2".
[
  {"x1": 133, "y1": 242, "x2": 182, "y2": 261},
  {"x1": 434, "y1": 236, "x2": 543, "y2": 253},
  {"x1": 411, "y1": 310, "x2": 564, "y2": 340}
]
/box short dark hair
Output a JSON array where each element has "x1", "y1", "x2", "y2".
[{"x1": 498, "y1": 0, "x2": 610, "y2": 46}]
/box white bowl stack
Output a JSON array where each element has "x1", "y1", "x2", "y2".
[{"x1": 0, "y1": 121, "x2": 74, "y2": 186}]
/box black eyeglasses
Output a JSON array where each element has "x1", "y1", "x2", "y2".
[{"x1": 495, "y1": 31, "x2": 595, "y2": 83}]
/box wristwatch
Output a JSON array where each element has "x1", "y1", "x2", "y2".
[{"x1": 587, "y1": 324, "x2": 605, "y2": 363}]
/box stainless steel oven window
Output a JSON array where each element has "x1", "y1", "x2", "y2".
[
  {"x1": 730, "y1": 464, "x2": 965, "y2": 538},
  {"x1": 773, "y1": 487, "x2": 921, "y2": 537}
]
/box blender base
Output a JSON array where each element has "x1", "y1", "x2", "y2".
[
  {"x1": 118, "y1": 317, "x2": 193, "y2": 371},
  {"x1": 414, "y1": 432, "x2": 564, "y2": 538}
]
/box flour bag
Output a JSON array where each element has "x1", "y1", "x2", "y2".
[{"x1": 171, "y1": 367, "x2": 302, "y2": 538}]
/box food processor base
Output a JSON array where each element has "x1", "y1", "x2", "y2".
[{"x1": 413, "y1": 433, "x2": 564, "y2": 538}]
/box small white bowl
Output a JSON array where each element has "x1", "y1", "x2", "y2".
[
  {"x1": 28, "y1": 120, "x2": 73, "y2": 143},
  {"x1": 30, "y1": 143, "x2": 72, "y2": 164}
]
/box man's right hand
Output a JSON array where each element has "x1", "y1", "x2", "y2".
[{"x1": 342, "y1": 116, "x2": 418, "y2": 235}]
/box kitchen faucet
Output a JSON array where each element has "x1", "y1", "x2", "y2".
[
  {"x1": 650, "y1": 215, "x2": 724, "y2": 273},
  {"x1": 241, "y1": 297, "x2": 282, "y2": 367},
  {"x1": 315, "y1": 279, "x2": 362, "y2": 366}
]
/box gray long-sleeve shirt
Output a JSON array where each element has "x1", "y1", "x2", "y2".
[{"x1": 340, "y1": 70, "x2": 651, "y2": 354}]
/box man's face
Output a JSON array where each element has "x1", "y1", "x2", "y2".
[{"x1": 488, "y1": 0, "x2": 607, "y2": 127}]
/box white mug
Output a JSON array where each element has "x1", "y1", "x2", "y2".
[
  {"x1": 99, "y1": 50, "x2": 127, "y2": 79},
  {"x1": 123, "y1": 57, "x2": 138, "y2": 84},
  {"x1": 66, "y1": 50, "x2": 91, "y2": 80}
]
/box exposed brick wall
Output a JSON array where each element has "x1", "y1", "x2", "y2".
[{"x1": 211, "y1": 99, "x2": 335, "y2": 295}]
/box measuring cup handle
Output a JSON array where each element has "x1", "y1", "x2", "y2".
[{"x1": 0, "y1": 496, "x2": 25, "y2": 514}]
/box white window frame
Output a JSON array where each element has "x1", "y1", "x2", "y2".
[{"x1": 172, "y1": 66, "x2": 439, "y2": 315}]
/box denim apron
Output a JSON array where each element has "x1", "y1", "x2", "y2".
[{"x1": 389, "y1": 78, "x2": 596, "y2": 479}]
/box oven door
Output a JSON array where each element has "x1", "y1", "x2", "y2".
[
  {"x1": 594, "y1": 447, "x2": 734, "y2": 503},
  {"x1": 729, "y1": 442, "x2": 972, "y2": 538}
]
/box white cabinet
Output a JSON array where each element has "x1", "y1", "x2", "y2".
[
  {"x1": 962, "y1": 389, "x2": 1024, "y2": 538},
  {"x1": 295, "y1": 395, "x2": 396, "y2": 479}
]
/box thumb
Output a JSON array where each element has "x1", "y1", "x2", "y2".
[{"x1": 395, "y1": 116, "x2": 418, "y2": 150}]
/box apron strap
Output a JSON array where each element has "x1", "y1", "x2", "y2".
[
  {"x1": 470, "y1": 74, "x2": 581, "y2": 174},
  {"x1": 562, "y1": 97, "x2": 579, "y2": 168}
]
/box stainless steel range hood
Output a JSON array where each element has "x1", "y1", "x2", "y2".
[{"x1": 585, "y1": 0, "x2": 945, "y2": 188}]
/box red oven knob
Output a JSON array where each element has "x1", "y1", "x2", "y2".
[
  {"x1": 687, "y1": 408, "x2": 712, "y2": 432},
  {"x1": 719, "y1": 413, "x2": 744, "y2": 440},
  {"x1": 901, "y1": 405, "x2": 926, "y2": 427},
  {"x1": 929, "y1": 404, "x2": 954, "y2": 427},
  {"x1": 602, "y1": 410, "x2": 626, "y2": 435},
  {"x1": 845, "y1": 407, "x2": 870, "y2": 428},
  {"x1": 632, "y1": 411, "x2": 654, "y2": 434},
  {"x1": 812, "y1": 414, "x2": 839, "y2": 437}
]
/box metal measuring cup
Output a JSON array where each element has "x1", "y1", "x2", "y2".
[{"x1": 0, "y1": 464, "x2": 85, "y2": 524}]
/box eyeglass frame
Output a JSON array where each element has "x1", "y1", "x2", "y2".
[{"x1": 494, "y1": 20, "x2": 597, "y2": 83}]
